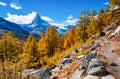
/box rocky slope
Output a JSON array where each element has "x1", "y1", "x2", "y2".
[{"x1": 19, "y1": 23, "x2": 120, "y2": 79}]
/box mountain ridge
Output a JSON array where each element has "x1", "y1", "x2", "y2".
[{"x1": 0, "y1": 13, "x2": 77, "y2": 40}]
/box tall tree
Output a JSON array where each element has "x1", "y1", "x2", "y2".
[
  {"x1": 92, "y1": 10, "x2": 97, "y2": 16},
  {"x1": 97, "y1": 9, "x2": 106, "y2": 36},
  {"x1": 63, "y1": 33, "x2": 71, "y2": 49},
  {"x1": 38, "y1": 26, "x2": 59, "y2": 57},
  {"x1": 45, "y1": 26, "x2": 59, "y2": 56},
  {"x1": 67, "y1": 28, "x2": 76, "y2": 45},
  {"x1": 109, "y1": 0, "x2": 118, "y2": 7},
  {"x1": 20, "y1": 34, "x2": 40, "y2": 68},
  {"x1": 0, "y1": 32, "x2": 22, "y2": 62},
  {"x1": 78, "y1": 12, "x2": 90, "y2": 42},
  {"x1": 87, "y1": 16, "x2": 97, "y2": 37}
]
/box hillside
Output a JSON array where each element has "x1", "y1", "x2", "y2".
[
  {"x1": 50, "y1": 24, "x2": 120, "y2": 79},
  {"x1": 19, "y1": 22, "x2": 120, "y2": 79}
]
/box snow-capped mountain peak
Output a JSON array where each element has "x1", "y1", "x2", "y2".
[
  {"x1": 31, "y1": 13, "x2": 42, "y2": 25},
  {"x1": 4, "y1": 12, "x2": 78, "y2": 39}
]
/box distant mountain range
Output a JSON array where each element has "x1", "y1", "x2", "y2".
[
  {"x1": 0, "y1": 13, "x2": 77, "y2": 40},
  {"x1": 0, "y1": 17, "x2": 29, "y2": 40}
]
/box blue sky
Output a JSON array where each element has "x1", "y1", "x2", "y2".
[{"x1": 0, "y1": 0, "x2": 109, "y2": 24}]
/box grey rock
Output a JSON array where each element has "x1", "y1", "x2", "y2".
[
  {"x1": 88, "y1": 66, "x2": 107, "y2": 76},
  {"x1": 31, "y1": 68, "x2": 51, "y2": 79},
  {"x1": 62, "y1": 57, "x2": 73, "y2": 65},
  {"x1": 88, "y1": 59, "x2": 104, "y2": 70},
  {"x1": 81, "y1": 60, "x2": 89, "y2": 69},
  {"x1": 71, "y1": 49, "x2": 78, "y2": 55},
  {"x1": 88, "y1": 59, "x2": 104, "y2": 74},
  {"x1": 90, "y1": 43, "x2": 101, "y2": 51},
  {"x1": 87, "y1": 59, "x2": 108, "y2": 76},
  {"x1": 51, "y1": 67, "x2": 60, "y2": 73},
  {"x1": 85, "y1": 50, "x2": 97, "y2": 61}
]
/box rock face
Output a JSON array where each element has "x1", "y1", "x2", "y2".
[
  {"x1": 90, "y1": 43, "x2": 101, "y2": 51},
  {"x1": 31, "y1": 68, "x2": 51, "y2": 79},
  {"x1": 88, "y1": 59, "x2": 104, "y2": 70},
  {"x1": 20, "y1": 68, "x2": 51, "y2": 79},
  {"x1": 88, "y1": 66, "x2": 107, "y2": 76},
  {"x1": 87, "y1": 59, "x2": 107, "y2": 76},
  {"x1": 62, "y1": 57, "x2": 73, "y2": 65},
  {"x1": 85, "y1": 50, "x2": 97, "y2": 61}
]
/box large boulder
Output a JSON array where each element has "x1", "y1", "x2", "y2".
[
  {"x1": 31, "y1": 68, "x2": 51, "y2": 79},
  {"x1": 87, "y1": 59, "x2": 107, "y2": 76},
  {"x1": 90, "y1": 43, "x2": 101, "y2": 51},
  {"x1": 85, "y1": 50, "x2": 97, "y2": 61},
  {"x1": 87, "y1": 66, "x2": 107, "y2": 76},
  {"x1": 88, "y1": 59, "x2": 104, "y2": 70}
]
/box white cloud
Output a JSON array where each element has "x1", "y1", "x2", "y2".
[
  {"x1": 104, "y1": 2, "x2": 109, "y2": 5},
  {"x1": 67, "y1": 15, "x2": 73, "y2": 20},
  {"x1": 65, "y1": 15, "x2": 78, "y2": 25},
  {"x1": 10, "y1": 3, "x2": 22, "y2": 10},
  {"x1": 49, "y1": 15, "x2": 78, "y2": 29},
  {"x1": 41, "y1": 16, "x2": 54, "y2": 23},
  {"x1": 0, "y1": 1, "x2": 7, "y2": 6},
  {"x1": 5, "y1": 11, "x2": 38, "y2": 24},
  {"x1": 50, "y1": 23, "x2": 66, "y2": 29}
]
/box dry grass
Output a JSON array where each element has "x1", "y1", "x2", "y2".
[
  {"x1": 0, "y1": 62, "x2": 22, "y2": 79},
  {"x1": 43, "y1": 38, "x2": 94, "y2": 69}
]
